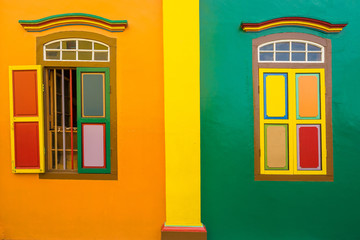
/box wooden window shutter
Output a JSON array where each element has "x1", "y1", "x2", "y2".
[
  {"x1": 9, "y1": 66, "x2": 45, "y2": 173},
  {"x1": 76, "y1": 67, "x2": 111, "y2": 174}
]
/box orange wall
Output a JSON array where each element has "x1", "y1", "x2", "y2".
[{"x1": 0, "y1": 0, "x2": 165, "y2": 239}]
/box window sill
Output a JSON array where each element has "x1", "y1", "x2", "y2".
[
  {"x1": 255, "y1": 174, "x2": 333, "y2": 182},
  {"x1": 39, "y1": 171, "x2": 117, "y2": 180}
]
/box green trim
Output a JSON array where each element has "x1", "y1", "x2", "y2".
[
  {"x1": 264, "y1": 124, "x2": 289, "y2": 170},
  {"x1": 77, "y1": 67, "x2": 111, "y2": 174},
  {"x1": 19, "y1": 13, "x2": 128, "y2": 25},
  {"x1": 296, "y1": 73, "x2": 321, "y2": 120}
]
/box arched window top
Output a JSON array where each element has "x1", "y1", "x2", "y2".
[
  {"x1": 258, "y1": 40, "x2": 324, "y2": 63},
  {"x1": 44, "y1": 38, "x2": 110, "y2": 62}
]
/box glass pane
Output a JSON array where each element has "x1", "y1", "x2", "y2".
[
  {"x1": 62, "y1": 41, "x2": 76, "y2": 49},
  {"x1": 308, "y1": 44, "x2": 321, "y2": 51},
  {"x1": 46, "y1": 51, "x2": 60, "y2": 60},
  {"x1": 308, "y1": 52, "x2": 321, "y2": 61},
  {"x1": 83, "y1": 124, "x2": 105, "y2": 167},
  {"x1": 94, "y1": 43, "x2": 108, "y2": 50},
  {"x1": 82, "y1": 73, "x2": 104, "y2": 117},
  {"x1": 276, "y1": 42, "x2": 289, "y2": 51},
  {"x1": 78, "y1": 51, "x2": 93, "y2": 60},
  {"x1": 62, "y1": 51, "x2": 76, "y2": 60},
  {"x1": 291, "y1": 42, "x2": 305, "y2": 51},
  {"x1": 292, "y1": 52, "x2": 305, "y2": 61},
  {"x1": 46, "y1": 42, "x2": 60, "y2": 49},
  {"x1": 259, "y1": 52, "x2": 273, "y2": 61},
  {"x1": 94, "y1": 52, "x2": 108, "y2": 61},
  {"x1": 276, "y1": 52, "x2": 290, "y2": 61},
  {"x1": 78, "y1": 40, "x2": 92, "y2": 50},
  {"x1": 260, "y1": 44, "x2": 273, "y2": 51}
]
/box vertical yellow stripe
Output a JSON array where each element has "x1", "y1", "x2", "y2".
[{"x1": 163, "y1": 0, "x2": 202, "y2": 226}]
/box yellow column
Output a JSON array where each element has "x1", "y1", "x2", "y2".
[{"x1": 163, "y1": 0, "x2": 202, "y2": 227}]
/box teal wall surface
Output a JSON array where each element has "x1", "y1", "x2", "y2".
[{"x1": 200, "y1": 1, "x2": 360, "y2": 239}]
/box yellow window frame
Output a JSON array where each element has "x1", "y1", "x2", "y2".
[{"x1": 259, "y1": 68, "x2": 326, "y2": 175}]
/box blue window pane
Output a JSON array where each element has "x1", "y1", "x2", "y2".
[
  {"x1": 276, "y1": 42, "x2": 289, "y2": 51},
  {"x1": 308, "y1": 52, "x2": 322, "y2": 61},
  {"x1": 260, "y1": 52, "x2": 274, "y2": 61},
  {"x1": 308, "y1": 44, "x2": 321, "y2": 51},
  {"x1": 276, "y1": 52, "x2": 290, "y2": 61},
  {"x1": 292, "y1": 52, "x2": 305, "y2": 61},
  {"x1": 260, "y1": 44, "x2": 274, "y2": 51},
  {"x1": 292, "y1": 42, "x2": 305, "y2": 51}
]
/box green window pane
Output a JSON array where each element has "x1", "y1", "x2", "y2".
[
  {"x1": 46, "y1": 51, "x2": 60, "y2": 60},
  {"x1": 82, "y1": 73, "x2": 104, "y2": 117},
  {"x1": 62, "y1": 51, "x2": 76, "y2": 60},
  {"x1": 94, "y1": 43, "x2": 108, "y2": 50},
  {"x1": 94, "y1": 52, "x2": 108, "y2": 61},
  {"x1": 79, "y1": 41, "x2": 92, "y2": 50},
  {"x1": 78, "y1": 52, "x2": 93, "y2": 60},
  {"x1": 46, "y1": 42, "x2": 60, "y2": 49}
]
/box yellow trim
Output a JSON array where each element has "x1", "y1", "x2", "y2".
[
  {"x1": 243, "y1": 21, "x2": 343, "y2": 32},
  {"x1": 23, "y1": 19, "x2": 126, "y2": 31},
  {"x1": 9, "y1": 65, "x2": 45, "y2": 173},
  {"x1": 163, "y1": 0, "x2": 202, "y2": 227},
  {"x1": 259, "y1": 68, "x2": 326, "y2": 175}
]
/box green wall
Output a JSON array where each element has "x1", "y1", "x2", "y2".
[{"x1": 200, "y1": 1, "x2": 360, "y2": 239}]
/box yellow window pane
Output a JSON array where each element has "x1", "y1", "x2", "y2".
[
  {"x1": 46, "y1": 42, "x2": 60, "y2": 49},
  {"x1": 78, "y1": 41, "x2": 92, "y2": 50},
  {"x1": 62, "y1": 51, "x2": 76, "y2": 60},
  {"x1": 94, "y1": 43, "x2": 108, "y2": 50},
  {"x1": 78, "y1": 52, "x2": 92, "y2": 60},
  {"x1": 62, "y1": 41, "x2": 76, "y2": 49},
  {"x1": 94, "y1": 52, "x2": 108, "y2": 61},
  {"x1": 46, "y1": 51, "x2": 60, "y2": 60}
]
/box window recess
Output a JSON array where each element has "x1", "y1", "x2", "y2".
[{"x1": 46, "y1": 68, "x2": 78, "y2": 171}]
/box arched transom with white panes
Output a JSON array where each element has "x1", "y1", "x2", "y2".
[
  {"x1": 258, "y1": 40, "x2": 324, "y2": 63},
  {"x1": 44, "y1": 39, "x2": 109, "y2": 62}
]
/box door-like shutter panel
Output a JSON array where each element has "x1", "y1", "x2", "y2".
[
  {"x1": 77, "y1": 67, "x2": 110, "y2": 174},
  {"x1": 9, "y1": 66, "x2": 44, "y2": 173}
]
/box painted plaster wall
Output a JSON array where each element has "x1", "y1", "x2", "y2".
[
  {"x1": 200, "y1": 0, "x2": 360, "y2": 239},
  {"x1": 0, "y1": 0, "x2": 165, "y2": 239}
]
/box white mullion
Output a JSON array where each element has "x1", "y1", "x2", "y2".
[
  {"x1": 60, "y1": 40, "x2": 63, "y2": 61},
  {"x1": 92, "y1": 41, "x2": 95, "y2": 61},
  {"x1": 76, "y1": 40, "x2": 78, "y2": 61}
]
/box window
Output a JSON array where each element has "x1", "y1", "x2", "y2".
[
  {"x1": 259, "y1": 40, "x2": 324, "y2": 63},
  {"x1": 9, "y1": 31, "x2": 117, "y2": 180},
  {"x1": 44, "y1": 68, "x2": 110, "y2": 174},
  {"x1": 44, "y1": 39, "x2": 109, "y2": 62},
  {"x1": 253, "y1": 33, "x2": 333, "y2": 181}
]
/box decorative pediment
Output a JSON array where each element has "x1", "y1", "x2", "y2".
[
  {"x1": 19, "y1": 13, "x2": 128, "y2": 32},
  {"x1": 241, "y1": 17, "x2": 347, "y2": 33}
]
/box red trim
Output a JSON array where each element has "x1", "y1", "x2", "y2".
[
  {"x1": 241, "y1": 17, "x2": 347, "y2": 33},
  {"x1": 161, "y1": 224, "x2": 207, "y2": 233},
  {"x1": 81, "y1": 123, "x2": 106, "y2": 169}
]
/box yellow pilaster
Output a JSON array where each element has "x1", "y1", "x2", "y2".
[{"x1": 163, "y1": 0, "x2": 202, "y2": 227}]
